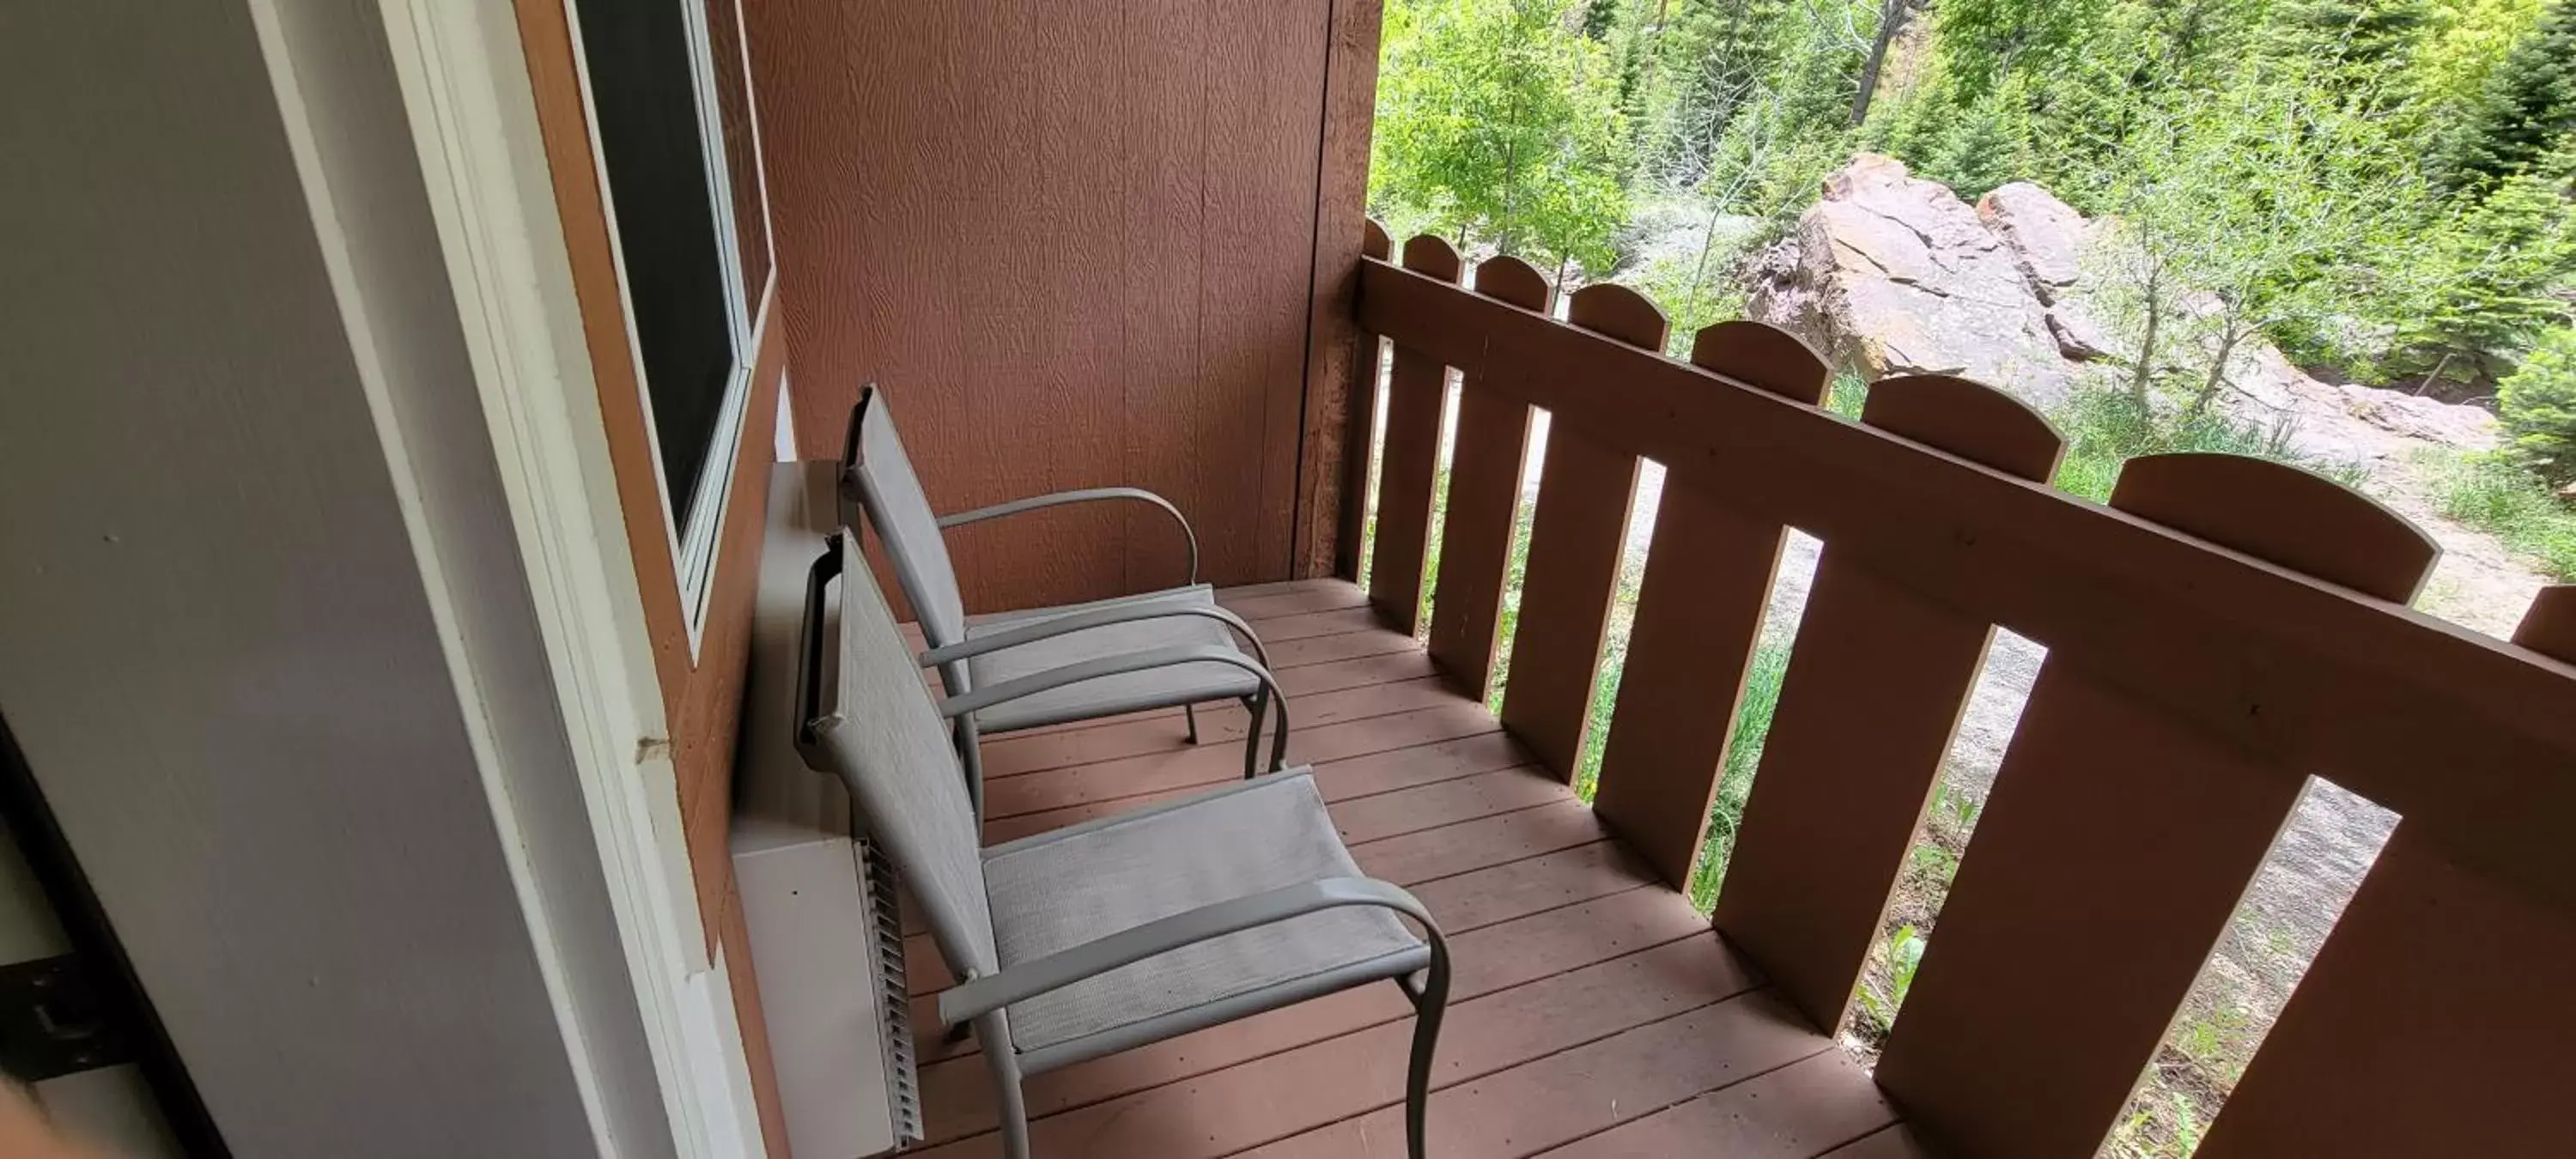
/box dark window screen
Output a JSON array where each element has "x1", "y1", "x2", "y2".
[{"x1": 574, "y1": 0, "x2": 736, "y2": 528}]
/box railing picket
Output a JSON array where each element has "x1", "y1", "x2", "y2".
[
  {"x1": 1364, "y1": 235, "x2": 1461, "y2": 634},
  {"x1": 1876, "y1": 454, "x2": 2441, "y2": 1159},
  {"x1": 1590, "y1": 322, "x2": 1831, "y2": 889},
  {"x1": 1332, "y1": 220, "x2": 1394, "y2": 580},
  {"x1": 1423, "y1": 257, "x2": 1550, "y2": 701},
  {"x1": 2194, "y1": 584, "x2": 2576, "y2": 1159},
  {"x1": 1711, "y1": 375, "x2": 2063, "y2": 1033},
  {"x1": 1496, "y1": 284, "x2": 1666, "y2": 779}
]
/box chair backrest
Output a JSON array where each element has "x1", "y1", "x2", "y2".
[
  {"x1": 841, "y1": 385, "x2": 970, "y2": 658},
  {"x1": 797, "y1": 531, "x2": 997, "y2": 980}
]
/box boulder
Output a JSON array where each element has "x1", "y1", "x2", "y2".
[
  {"x1": 1749, "y1": 155, "x2": 2075, "y2": 410},
  {"x1": 1977, "y1": 182, "x2": 2086, "y2": 305},
  {"x1": 2333, "y1": 384, "x2": 2500, "y2": 450}
]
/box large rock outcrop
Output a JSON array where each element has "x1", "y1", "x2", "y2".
[
  {"x1": 1743, "y1": 155, "x2": 2498, "y2": 457},
  {"x1": 1748, "y1": 155, "x2": 2075, "y2": 409}
]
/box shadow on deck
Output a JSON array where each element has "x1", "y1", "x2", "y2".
[{"x1": 897, "y1": 579, "x2": 1929, "y2": 1158}]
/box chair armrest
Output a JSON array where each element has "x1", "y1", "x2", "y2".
[
  {"x1": 937, "y1": 876, "x2": 1443, "y2": 1026},
  {"x1": 936, "y1": 488, "x2": 1200, "y2": 586},
  {"x1": 918, "y1": 603, "x2": 1271, "y2": 671},
  {"x1": 934, "y1": 643, "x2": 1291, "y2": 774}
]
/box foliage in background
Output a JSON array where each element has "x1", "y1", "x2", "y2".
[
  {"x1": 2433, "y1": 452, "x2": 2576, "y2": 580},
  {"x1": 2383, "y1": 165, "x2": 2576, "y2": 395},
  {"x1": 2499, "y1": 325, "x2": 2576, "y2": 484},
  {"x1": 1372, "y1": 0, "x2": 1633, "y2": 278},
  {"x1": 2071, "y1": 71, "x2": 2427, "y2": 408},
  {"x1": 2433, "y1": 0, "x2": 2576, "y2": 196}
]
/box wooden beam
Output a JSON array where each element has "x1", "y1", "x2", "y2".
[
  {"x1": 1497, "y1": 284, "x2": 1664, "y2": 780},
  {"x1": 1590, "y1": 322, "x2": 1831, "y2": 889},
  {"x1": 1293, "y1": 0, "x2": 1386, "y2": 578},
  {"x1": 1422, "y1": 257, "x2": 1548, "y2": 701},
  {"x1": 1712, "y1": 375, "x2": 2063, "y2": 1034},
  {"x1": 1334, "y1": 221, "x2": 1393, "y2": 580},
  {"x1": 1364, "y1": 237, "x2": 1461, "y2": 634},
  {"x1": 2195, "y1": 585, "x2": 2576, "y2": 1159},
  {"x1": 1875, "y1": 452, "x2": 2439, "y2": 1158},
  {"x1": 1356, "y1": 258, "x2": 2576, "y2": 918}
]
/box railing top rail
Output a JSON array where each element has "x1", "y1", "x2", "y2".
[{"x1": 1357, "y1": 254, "x2": 2576, "y2": 919}]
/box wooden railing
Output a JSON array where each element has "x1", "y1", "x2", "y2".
[{"x1": 1345, "y1": 227, "x2": 2576, "y2": 1158}]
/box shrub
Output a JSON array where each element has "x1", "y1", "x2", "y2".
[
  {"x1": 2434, "y1": 452, "x2": 2576, "y2": 580},
  {"x1": 2499, "y1": 326, "x2": 2576, "y2": 485}
]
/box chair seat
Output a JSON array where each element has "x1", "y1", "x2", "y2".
[
  {"x1": 962, "y1": 585, "x2": 1264, "y2": 733},
  {"x1": 980, "y1": 772, "x2": 1426, "y2": 1054}
]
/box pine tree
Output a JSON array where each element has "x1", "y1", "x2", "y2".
[
  {"x1": 2434, "y1": 0, "x2": 2576, "y2": 195},
  {"x1": 2386, "y1": 167, "x2": 2576, "y2": 393},
  {"x1": 2500, "y1": 326, "x2": 2576, "y2": 484},
  {"x1": 2269, "y1": 0, "x2": 2433, "y2": 72}
]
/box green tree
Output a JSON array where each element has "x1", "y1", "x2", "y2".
[
  {"x1": 2080, "y1": 72, "x2": 2424, "y2": 416},
  {"x1": 2409, "y1": 0, "x2": 2548, "y2": 119},
  {"x1": 2499, "y1": 326, "x2": 2576, "y2": 484},
  {"x1": 2434, "y1": 0, "x2": 2576, "y2": 195},
  {"x1": 1372, "y1": 0, "x2": 1633, "y2": 276},
  {"x1": 2267, "y1": 0, "x2": 2432, "y2": 74},
  {"x1": 2383, "y1": 165, "x2": 2576, "y2": 393}
]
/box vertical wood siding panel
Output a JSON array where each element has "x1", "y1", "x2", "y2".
[
  {"x1": 1877, "y1": 456, "x2": 2439, "y2": 1159},
  {"x1": 1495, "y1": 285, "x2": 1664, "y2": 780},
  {"x1": 751, "y1": 0, "x2": 1337, "y2": 611},
  {"x1": 1589, "y1": 322, "x2": 1831, "y2": 889},
  {"x1": 1713, "y1": 374, "x2": 2063, "y2": 1034}
]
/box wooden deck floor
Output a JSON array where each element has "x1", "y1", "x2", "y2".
[{"x1": 905, "y1": 579, "x2": 1928, "y2": 1158}]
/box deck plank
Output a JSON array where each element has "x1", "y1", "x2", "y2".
[
  {"x1": 978, "y1": 675, "x2": 1456, "y2": 778},
  {"x1": 1217, "y1": 580, "x2": 1371, "y2": 620},
  {"x1": 980, "y1": 701, "x2": 1498, "y2": 820},
  {"x1": 905, "y1": 582, "x2": 1903, "y2": 1157},
  {"x1": 915, "y1": 936, "x2": 1761, "y2": 1159},
  {"x1": 914, "y1": 886, "x2": 1713, "y2": 1142},
  {"x1": 1239, "y1": 989, "x2": 1828, "y2": 1159},
  {"x1": 1540, "y1": 1050, "x2": 1902, "y2": 1159}
]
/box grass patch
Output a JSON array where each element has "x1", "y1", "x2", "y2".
[
  {"x1": 2431, "y1": 453, "x2": 2576, "y2": 581},
  {"x1": 2051, "y1": 389, "x2": 2363, "y2": 502},
  {"x1": 1681, "y1": 642, "x2": 1791, "y2": 912}
]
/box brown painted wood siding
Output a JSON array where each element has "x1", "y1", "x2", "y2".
[
  {"x1": 512, "y1": 2, "x2": 790, "y2": 1151},
  {"x1": 748, "y1": 0, "x2": 1345, "y2": 612}
]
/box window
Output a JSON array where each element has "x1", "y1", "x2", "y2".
[{"x1": 572, "y1": 0, "x2": 771, "y2": 634}]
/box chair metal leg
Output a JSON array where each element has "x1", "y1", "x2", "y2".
[
  {"x1": 1184, "y1": 701, "x2": 1200, "y2": 744},
  {"x1": 1404, "y1": 945, "x2": 1451, "y2": 1159},
  {"x1": 1240, "y1": 692, "x2": 1264, "y2": 780},
  {"x1": 956, "y1": 713, "x2": 987, "y2": 821},
  {"x1": 976, "y1": 1012, "x2": 1031, "y2": 1159}
]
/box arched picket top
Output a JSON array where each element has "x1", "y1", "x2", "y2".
[
  {"x1": 1862, "y1": 374, "x2": 2066, "y2": 484},
  {"x1": 1688, "y1": 320, "x2": 1831, "y2": 405},
  {"x1": 1362, "y1": 218, "x2": 1391, "y2": 260},
  {"x1": 1398, "y1": 234, "x2": 1462, "y2": 282},
  {"x1": 1471, "y1": 254, "x2": 1550, "y2": 312},
  {"x1": 2111, "y1": 452, "x2": 2439, "y2": 604},
  {"x1": 1564, "y1": 282, "x2": 1666, "y2": 350}
]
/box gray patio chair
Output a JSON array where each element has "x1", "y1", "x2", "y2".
[
  {"x1": 840, "y1": 385, "x2": 1285, "y2": 814},
  {"x1": 797, "y1": 532, "x2": 1449, "y2": 1159}
]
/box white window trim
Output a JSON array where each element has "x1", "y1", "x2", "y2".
[{"x1": 369, "y1": 0, "x2": 764, "y2": 1155}]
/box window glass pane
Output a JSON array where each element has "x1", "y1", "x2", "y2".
[
  {"x1": 574, "y1": 0, "x2": 735, "y2": 528},
  {"x1": 703, "y1": 0, "x2": 771, "y2": 299}
]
